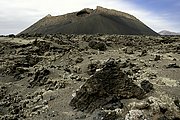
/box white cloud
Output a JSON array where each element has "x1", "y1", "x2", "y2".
[
  {"x1": 97, "y1": 0, "x2": 179, "y2": 32},
  {"x1": 126, "y1": 9, "x2": 179, "y2": 32},
  {"x1": 0, "y1": 0, "x2": 179, "y2": 34}
]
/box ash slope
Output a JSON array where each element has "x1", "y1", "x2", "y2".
[{"x1": 19, "y1": 6, "x2": 158, "y2": 35}]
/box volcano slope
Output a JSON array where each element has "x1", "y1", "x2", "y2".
[
  {"x1": 0, "y1": 34, "x2": 180, "y2": 120},
  {"x1": 19, "y1": 6, "x2": 158, "y2": 36}
]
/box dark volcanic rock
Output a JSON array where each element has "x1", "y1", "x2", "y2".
[
  {"x1": 93, "y1": 110, "x2": 118, "y2": 120},
  {"x1": 102, "y1": 96, "x2": 123, "y2": 110},
  {"x1": 140, "y1": 80, "x2": 154, "y2": 93},
  {"x1": 166, "y1": 63, "x2": 180, "y2": 68},
  {"x1": 154, "y1": 55, "x2": 161, "y2": 61},
  {"x1": 140, "y1": 50, "x2": 147, "y2": 56},
  {"x1": 17, "y1": 39, "x2": 69, "y2": 56},
  {"x1": 0, "y1": 86, "x2": 7, "y2": 100},
  {"x1": 87, "y1": 62, "x2": 100, "y2": 75},
  {"x1": 157, "y1": 115, "x2": 180, "y2": 120},
  {"x1": 29, "y1": 67, "x2": 50, "y2": 87},
  {"x1": 88, "y1": 40, "x2": 107, "y2": 51},
  {"x1": 75, "y1": 57, "x2": 84, "y2": 63},
  {"x1": 8, "y1": 34, "x2": 16, "y2": 38},
  {"x1": 70, "y1": 58, "x2": 145, "y2": 112},
  {"x1": 13, "y1": 55, "x2": 42, "y2": 68},
  {"x1": 174, "y1": 98, "x2": 180, "y2": 110},
  {"x1": 124, "y1": 48, "x2": 134, "y2": 54},
  {"x1": 157, "y1": 115, "x2": 170, "y2": 120},
  {"x1": 32, "y1": 40, "x2": 51, "y2": 55},
  {"x1": 1, "y1": 55, "x2": 41, "y2": 80}
]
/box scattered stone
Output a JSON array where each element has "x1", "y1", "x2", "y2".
[
  {"x1": 87, "y1": 61, "x2": 101, "y2": 75},
  {"x1": 154, "y1": 55, "x2": 161, "y2": 61},
  {"x1": 93, "y1": 110, "x2": 118, "y2": 120},
  {"x1": 157, "y1": 115, "x2": 170, "y2": 120},
  {"x1": 75, "y1": 57, "x2": 84, "y2": 63},
  {"x1": 15, "y1": 55, "x2": 42, "y2": 67},
  {"x1": 74, "y1": 112, "x2": 87, "y2": 119},
  {"x1": 73, "y1": 66, "x2": 82, "y2": 74},
  {"x1": 166, "y1": 63, "x2": 180, "y2": 68},
  {"x1": 29, "y1": 67, "x2": 50, "y2": 87},
  {"x1": 45, "y1": 80, "x2": 66, "y2": 90},
  {"x1": 32, "y1": 40, "x2": 51, "y2": 55},
  {"x1": 70, "y1": 58, "x2": 145, "y2": 113},
  {"x1": 147, "y1": 96, "x2": 168, "y2": 114},
  {"x1": 0, "y1": 86, "x2": 7, "y2": 100},
  {"x1": 49, "y1": 95, "x2": 56, "y2": 101},
  {"x1": 174, "y1": 98, "x2": 180, "y2": 110},
  {"x1": 128, "y1": 101, "x2": 150, "y2": 110},
  {"x1": 125, "y1": 110, "x2": 145, "y2": 120},
  {"x1": 64, "y1": 67, "x2": 71, "y2": 73},
  {"x1": 32, "y1": 105, "x2": 43, "y2": 112},
  {"x1": 124, "y1": 48, "x2": 134, "y2": 54},
  {"x1": 88, "y1": 40, "x2": 107, "y2": 51},
  {"x1": 140, "y1": 49, "x2": 147, "y2": 56},
  {"x1": 1, "y1": 56, "x2": 41, "y2": 80},
  {"x1": 147, "y1": 72, "x2": 157, "y2": 79}
]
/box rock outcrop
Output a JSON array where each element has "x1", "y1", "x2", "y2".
[{"x1": 69, "y1": 58, "x2": 145, "y2": 112}]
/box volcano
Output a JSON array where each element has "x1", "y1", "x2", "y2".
[{"x1": 19, "y1": 6, "x2": 158, "y2": 35}]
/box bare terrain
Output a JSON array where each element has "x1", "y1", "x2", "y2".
[{"x1": 0, "y1": 34, "x2": 180, "y2": 120}]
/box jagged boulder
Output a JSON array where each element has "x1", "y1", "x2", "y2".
[
  {"x1": 140, "y1": 80, "x2": 154, "y2": 93},
  {"x1": 70, "y1": 58, "x2": 145, "y2": 112},
  {"x1": 0, "y1": 86, "x2": 7, "y2": 100},
  {"x1": 88, "y1": 40, "x2": 107, "y2": 51},
  {"x1": 166, "y1": 63, "x2": 180, "y2": 68},
  {"x1": 14, "y1": 55, "x2": 41, "y2": 67},
  {"x1": 28, "y1": 67, "x2": 50, "y2": 88}
]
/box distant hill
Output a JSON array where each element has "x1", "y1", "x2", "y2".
[
  {"x1": 19, "y1": 6, "x2": 158, "y2": 35},
  {"x1": 159, "y1": 30, "x2": 180, "y2": 35}
]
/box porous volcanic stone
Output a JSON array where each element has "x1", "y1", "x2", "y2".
[
  {"x1": 70, "y1": 58, "x2": 145, "y2": 112},
  {"x1": 140, "y1": 80, "x2": 154, "y2": 93},
  {"x1": 29, "y1": 67, "x2": 50, "y2": 87},
  {"x1": 88, "y1": 40, "x2": 107, "y2": 51}
]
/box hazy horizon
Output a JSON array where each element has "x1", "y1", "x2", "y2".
[{"x1": 0, "y1": 0, "x2": 180, "y2": 35}]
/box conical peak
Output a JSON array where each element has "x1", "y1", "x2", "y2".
[{"x1": 19, "y1": 6, "x2": 158, "y2": 35}]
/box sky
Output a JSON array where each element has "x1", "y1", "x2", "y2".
[{"x1": 0, "y1": 0, "x2": 180, "y2": 35}]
